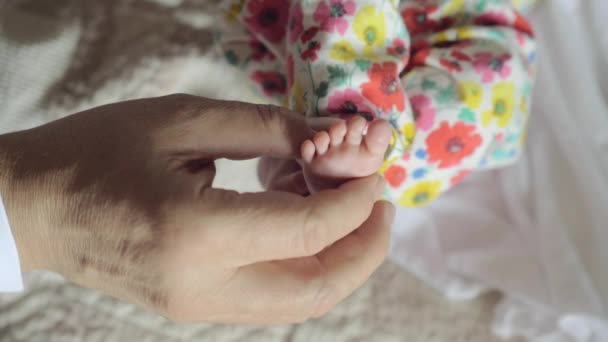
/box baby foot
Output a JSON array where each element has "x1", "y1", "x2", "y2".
[{"x1": 300, "y1": 117, "x2": 392, "y2": 193}]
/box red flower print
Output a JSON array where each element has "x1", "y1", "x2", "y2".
[
  {"x1": 361, "y1": 62, "x2": 406, "y2": 113},
  {"x1": 384, "y1": 165, "x2": 407, "y2": 188},
  {"x1": 401, "y1": 6, "x2": 453, "y2": 36},
  {"x1": 252, "y1": 71, "x2": 287, "y2": 97},
  {"x1": 300, "y1": 41, "x2": 321, "y2": 61},
  {"x1": 402, "y1": 6, "x2": 437, "y2": 36},
  {"x1": 411, "y1": 40, "x2": 431, "y2": 52},
  {"x1": 450, "y1": 169, "x2": 471, "y2": 186},
  {"x1": 387, "y1": 38, "x2": 408, "y2": 58},
  {"x1": 450, "y1": 41, "x2": 474, "y2": 53},
  {"x1": 516, "y1": 31, "x2": 526, "y2": 46},
  {"x1": 313, "y1": 0, "x2": 356, "y2": 36},
  {"x1": 439, "y1": 58, "x2": 462, "y2": 72},
  {"x1": 513, "y1": 11, "x2": 534, "y2": 36},
  {"x1": 410, "y1": 94, "x2": 436, "y2": 131},
  {"x1": 287, "y1": 54, "x2": 295, "y2": 88},
  {"x1": 327, "y1": 89, "x2": 373, "y2": 116},
  {"x1": 288, "y1": 2, "x2": 304, "y2": 43},
  {"x1": 473, "y1": 11, "x2": 509, "y2": 27},
  {"x1": 301, "y1": 26, "x2": 320, "y2": 43},
  {"x1": 472, "y1": 52, "x2": 512, "y2": 83},
  {"x1": 451, "y1": 50, "x2": 471, "y2": 62},
  {"x1": 244, "y1": 0, "x2": 289, "y2": 43},
  {"x1": 426, "y1": 121, "x2": 482, "y2": 168},
  {"x1": 406, "y1": 41, "x2": 431, "y2": 72},
  {"x1": 250, "y1": 38, "x2": 275, "y2": 61}
]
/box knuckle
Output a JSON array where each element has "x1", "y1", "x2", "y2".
[
  {"x1": 161, "y1": 306, "x2": 187, "y2": 323},
  {"x1": 288, "y1": 269, "x2": 336, "y2": 322},
  {"x1": 159, "y1": 294, "x2": 205, "y2": 324},
  {"x1": 297, "y1": 204, "x2": 326, "y2": 256},
  {"x1": 163, "y1": 310, "x2": 192, "y2": 325},
  {"x1": 157, "y1": 93, "x2": 204, "y2": 126},
  {"x1": 164, "y1": 93, "x2": 215, "y2": 122},
  {"x1": 254, "y1": 104, "x2": 290, "y2": 130},
  {"x1": 254, "y1": 103, "x2": 279, "y2": 122},
  {"x1": 309, "y1": 278, "x2": 337, "y2": 318},
  {"x1": 137, "y1": 286, "x2": 177, "y2": 319}
]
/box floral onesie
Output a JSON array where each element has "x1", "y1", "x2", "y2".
[{"x1": 216, "y1": 0, "x2": 537, "y2": 207}]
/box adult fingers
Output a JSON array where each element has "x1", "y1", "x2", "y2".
[
  {"x1": 194, "y1": 175, "x2": 386, "y2": 265},
  {"x1": 305, "y1": 117, "x2": 343, "y2": 131},
  {"x1": 311, "y1": 200, "x2": 394, "y2": 315},
  {"x1": 194, "y1": 201, "x2": 395, "y2": 324},
  {"x1": 161, "y1": 95, "x2": 314, "y2": 159}
]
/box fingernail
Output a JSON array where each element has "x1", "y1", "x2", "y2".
[{"x1": 375, "y1": 175, "x2": 386, "y2": 200}]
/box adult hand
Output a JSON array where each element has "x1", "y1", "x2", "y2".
[{"x1": 0, "y1": 94, "x2": 395, "y2": 324}]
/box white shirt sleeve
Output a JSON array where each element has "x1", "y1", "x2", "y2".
[{"x1": 0, "y1": 192, "x2": 24, "y2": 292}]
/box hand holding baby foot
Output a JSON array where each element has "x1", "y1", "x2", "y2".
[
  {"x1": 0, "y1": 96, "x2": 396, "y2": 324},
  {"x1": 301, "y1": 116, "x2": 392, "y2": 193}
]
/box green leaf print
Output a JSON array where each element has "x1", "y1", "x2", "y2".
[
  {"x1": 224, "y1": 50, "x2": 238, "y2": 66},
  {"x1": 327, "y1": 65, "x2": 347, "y2": 86},
  {"x1": 488, "y1": 28, "x2": 507, "y2": 41},
  {"x1": 436, "y1": 86, "x2": 457, "y2": 105},
  {"x1": 421, "y1": 78, "x2": 437, "y2": 91},
  {"x1": 474, "y1": 0, "x2": 487, "y2": 12},
  {"x1": 506, "y1": 133, "x2": 520, "y2": 144},
  {"x1": 355, "y1": 59, "x2": 371, "y2": 72},
  {"x1": 458, "y1": 108, "x2": 476, "y2": 123},
  {"x1": 491, "y1": 148, "x2": 512, "y2": 161},
  {"x1": 315, "y1": 81, "x2": 329, "y2": 98}
]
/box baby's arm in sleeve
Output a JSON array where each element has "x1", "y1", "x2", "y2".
[{"x1": 380, "y1": 0, "x2": 537, "y2": 206}]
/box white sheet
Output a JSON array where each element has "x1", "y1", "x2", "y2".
[
  {"x1": 0, "y1": 193, "x2": 23, "y2": 292},
  {"x1": 388, "y1": 1, "x2": 608, "y2": 341}
]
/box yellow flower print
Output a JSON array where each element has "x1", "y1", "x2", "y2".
[
  {"x1": 353, "y1": 5, "x2": 386, "y2": 57},
  {"x1": 398, "y1": 180, "x2": 443, "y2": 207},
  {"x1": 482, "y1": 82, "x2": 515, "y2": 128},
  {"x1": 291, "y1": 81, "x2": 306, "y2": 113},
  {"x1": 459, "y1": 82, "x2": 483, "y2": 110},
  {"x1": 513, "y1": 0, "x2": 536, "y2": 11},
  {"x1": 402, "y1": 122, "x2": 416, "y2": 148},
  {"x1": 225, "y1": 0, "x2": 244, "y2": 22},
  {"x1": 456, "y1": 27, "x2": 474, "y2": 40},
  {"x1": 443, "y1": 0, "x2": 465, "y2": 16},
  {"x1": 328, "y1": 40, "x2": 358, "y2": 62},
  {"x1": 431, "y1": 32, "x2": 450, "y2": 44},
  {"x1": 520, "y1": 95, "x2": 528, "y2": 116},
  {"x1": 519, "y1": 120, "x2": 528, "y2": 147},
  {"x1": 432, "y1": 27, "x2": 473, "y2": 44},
  {"x1": 383, "y1": 126, "x2": 399, "y2": 159}
]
